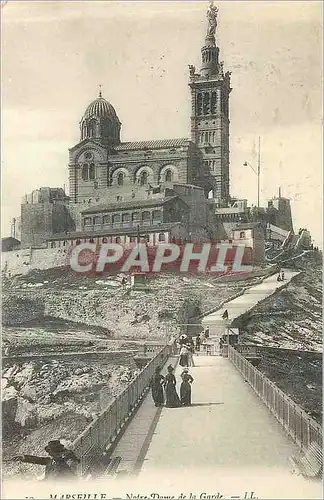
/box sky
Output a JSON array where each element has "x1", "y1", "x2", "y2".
[{"x1": 1, "y1": 0, "x2": 323, "y2": 246}]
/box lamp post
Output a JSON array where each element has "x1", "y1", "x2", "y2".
[{"x1": 243, "y1": 136, "x2": 261, "y2": 208}]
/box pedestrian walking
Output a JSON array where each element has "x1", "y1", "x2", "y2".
[
  {"x1": 281, "y1": 270, "x2": 285, "y2": 281},
  {"x1": 179, "y1": 345, "x2": 189, "y2": 367},
  {"x1": 11, "y1": 440, "x2": 80, "y2": 481},
  {"x1": 180, "y1": 368, "x2": 194, "y2": 406},
  {"x1": 222, "y1": 310, "x2": 229, "y2": 321},
  {"x1": 150, "y1": 366, "x2": 165, "y2": 407},
  {"x1": 195, "y1": 334, "x2": 201, "y2": 352},
  {"x1": 164, "y1": 365, "x2": 181, "y2": 408},
  {"x1": 187, "y1": 339, "x2": 195, "y2": 367}
]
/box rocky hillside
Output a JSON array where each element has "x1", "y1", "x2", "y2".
[
  {"x1": 2, "y1": 352, "x2": 139, "y2": 479},
  {"x1": 3, "y1": 267, "x2": 259, "y2": 337}
]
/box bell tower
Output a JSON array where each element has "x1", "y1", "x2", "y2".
[{"x1": 189, "y1": 3, "x2": 231, "y2": 203}]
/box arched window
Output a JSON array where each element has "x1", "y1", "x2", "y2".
[
  {"x1": 89, "y1": 238, "x2": 94, "y2": 243},
  {"x1": 89, "y1": 163, "x2": 95, "y2": 180},
  {"x1": 158, "y1": 233, "x2": 165, "y2": 242},
  {"x1": 82, "y1": 164, "x2": 89, "y2": 181},
  {"x1": 116, "y1": 236, "x2": 121, "y2": 244},
  {"x1": 84, "y1": 217, "x2": 92, "y2": 226},
  {"x1": 140, "y1": 171, "x2": 148, "y2": 186},
  {"x1": 76, "y1": 239, "x2": 81, "y2": 245},
  {"x1": 102, "y1": 237, "x2": 108, "y2": 243},
  {"x1": 103, "y1": 215, "x2": 110, "y2": 225},
  {"x1": 165, "y1": 170, "x2": 172, "y2": 182},
  {"x1": 132, "y1": 212, "x2": 140, "y2": 221},
  {"x1": 88, "y1": 119, "x2": 96, "y2": 138},
  {"x1": 93, "y1": 216, "x2": 101, "y2": 225},
  {"x1": 50, "y1": 242, "x2": 56, "y2": 248},
  {"x1": 240, "y1": 231, "x2": 246, "y2": 239},
  {"x1": 117, "y1": 173, "x2": 124, "y2": 186}
]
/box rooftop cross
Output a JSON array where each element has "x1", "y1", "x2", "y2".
[{"x1": 99, "y1": 84, "x2": 103, "y2": 98}]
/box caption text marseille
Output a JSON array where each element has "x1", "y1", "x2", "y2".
[{"x1": 70, "y1": 243, "x2": 253, "y2": 273}]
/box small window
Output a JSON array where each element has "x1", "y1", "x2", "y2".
[
  {"x1": 102, "y1": 237, "x2": 108, "y2": 243},
  {"x1": 140, "y1": 171, "x2": 148, "y2": 186},
  {"x1": 89, "y1": 163, "x2": 95, "y2": 180},
  {"x1": 76, "y1": 239, "x2": 81, "y2": 245},
  {"x1": 84, "y1": 217, "x2": 92, "y2": 225},
  {"x1": 93, "y1": 216, "x2": 101, "y2": 225},
  {"x1": 82, "y1": 164, "x2": 88, "y2": 181},
  {"x1": 117, "y1": 173, "x2": 124, "y2": 186},
  {"x1": 129, "y1": 236, "x2": 137, "y2": 243},
  {"x1": 116, "y1": 236, "x2": 121, "y2": 244},
  {"x1": 240, "y1": 231, "x2": 246, "y2": 239},
  {"x1": 152, "y1": 210, "x2": 161, "y2": 221},
  {"x1": 165, "y1": 170, "x2": 172, "y2": 182},
  {"x1": 112, "y1": 214, "x2": 121, "y2": 224},
  {"x1": 89, "y1": 238, "x2": 94, "y2": 243},
  {"x1": 50, "y1": 242, "x2": 56, "y2": 248},
  {"x1": 103, "y1": 215, "x2": 110, "y2": 224},
  {"x1": 132, "y1": 212, "x2": 140, "y2": 221},
  {"x1": 122, "y1": 213, "x2": 130, "y2": 223},
  {"x1": 158, "y1": 233, "x2": 166, "y2": 242},
  {"x1": 94, "y1": 181, "x2": 98, "y2": 189},
  {"x1": 116, "y1": 195, "x2": 122, "y2": 201},
  {"x1": 63, "y1": 241, "x2": 66, "y2": 246},
  {"x1": 142, "y1": 211, "x2": 150, "y2": 221}
]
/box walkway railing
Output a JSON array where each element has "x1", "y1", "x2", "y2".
[
  {"x1": 228, "y1": 345, "x2": 323, "y2": 457},
  {"x1": 72, "y1": 341, "x2": 175, "y2": 475}
]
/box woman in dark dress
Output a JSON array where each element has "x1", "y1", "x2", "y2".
[
  {"x1": 151, "y1": 366, "x2": 165, "y2": 407},
  {"x1": 164, "y1": 365, "x2": 181, "y2": 408},
  {"x1": 180, "y1": 368, "x2": 194, "y2": 406}
]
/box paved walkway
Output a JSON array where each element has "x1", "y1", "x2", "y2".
[
  {"x1": 135, "y1": 356, "x2": 321, "y2": 499},
  {"x1": 202, "y1": 268, "x2": 299, "y2": 339}
]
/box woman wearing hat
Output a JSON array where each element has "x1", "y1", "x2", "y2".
[
  {"x1": 150, "y1": 366, "x2": 165, "y2": 407},
  {"x1": 164, "y1": 365, "x2": 181, "y2": 408},
  {"x1": 11, "y1": 440, "x2": 80, "y2": 480},
  {"x1": 180, "y1": 368, "x2": 194, "y2": 406}
]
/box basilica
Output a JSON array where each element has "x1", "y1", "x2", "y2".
[{"x1": 17, "y1": 5, "x2": 292, "y2": 265}]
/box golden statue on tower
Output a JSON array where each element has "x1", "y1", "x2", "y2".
[{"x1": 206, "y1": 2, "x2": 218, "y2": 37}]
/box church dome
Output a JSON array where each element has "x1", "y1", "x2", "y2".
[
  {"x1": 84, "y1": 95, "x2": 118, "y2": 120},
  {"x1": 80, "y1": 92, "x2": 121, "y2": 145}
]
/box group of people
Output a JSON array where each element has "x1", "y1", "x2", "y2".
[
  {"x1": 178, "y1": 329, "x2": 211, "y2": 358},
  {"x1": 151, "y1": 364, "x2": 194, "y2": 408}
]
